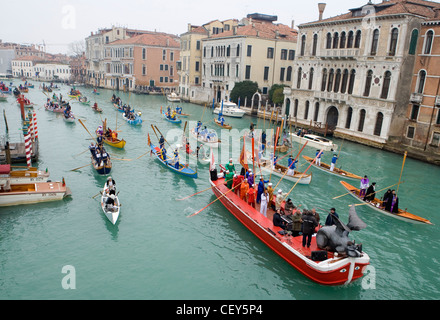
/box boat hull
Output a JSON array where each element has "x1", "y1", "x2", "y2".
[
  {"x1": 0, "y1": 182, "x2": 70, "y2": 207},
  {"x1": 150, "y1": 143, "x2": 197, "y2": 179},
  {"x1": 162, "y1": 111, "x2": 181, "y2": 123},
  {"x1": 259, "y1": 162, "x2": 312, "y2": 185},
  {"x1": 210, "y1": 177, "x2": 369, "y2": 285},
  {"x1": 103, "y1": 138, "x2": 126, "y2": 149},
  {"x1": 100, "y1": 183, "x2": 120, "y2": 224},
  {"x1": 289, "y1": 134, "x2": 338, "y2": 152},
  {"x1": 340, "y1": 181, "x2": 432, "y2": 225},
  {"x1": 303, "y1": 155, "x2": 362, "y2": 180},
  {"x1": 213, "y1": 107, "x2": 245, "y2": 118}
]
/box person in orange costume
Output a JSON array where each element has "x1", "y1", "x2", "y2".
[{"x1": 240, "y1": 179, "x2": 249, "y2": 202}]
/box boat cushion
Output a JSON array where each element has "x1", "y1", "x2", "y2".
[{"x1": 0, "y1": 164, "x2": 11, "y2": 174}]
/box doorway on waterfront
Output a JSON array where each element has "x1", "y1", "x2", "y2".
[
  {"x1": 326, "y1": 106, "x2": 339, "y2": 131},
  {"x1": 285, "y1": 98, "x2": 291, "y2": 117}
]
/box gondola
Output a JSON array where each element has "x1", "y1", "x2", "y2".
[{"x1": 302, "y1": 155, "x2": 362, "y2": 180}]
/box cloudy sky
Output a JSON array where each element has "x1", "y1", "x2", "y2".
[{"x1": 0, "y1": 0, "x2": 371, "y2": 54}]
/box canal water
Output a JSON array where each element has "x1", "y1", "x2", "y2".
[{"x1": 0, "y1": 81, "x2": 439, "y2": 300}]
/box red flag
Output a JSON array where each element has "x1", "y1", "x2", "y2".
[
  {"x1": 209, "y1": 148, "x2": 215, "y2": 171},
  {"x1": 239, "y1": 136, "x2": 249, "y2": 170}
]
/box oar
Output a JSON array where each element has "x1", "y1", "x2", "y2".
[
  {"x1": 92, "y1": 191, "x2": 102, "y2": 199},
  {"x1": 188, "y1": 181, "x2": 244, "y2": 218},
  {"x1": 273, "y1": 140, "x2": 308, "y2": 191},
  {"x1": 73, "y1": 149, "x2": 89, "y2": 158},
  {"x1": 282, "y1": 150, "x2": 323, "y2": 202},
  {"x1": 78, "y1": 118, "x2": 98, "y2": 144},
  {"x1": 177, "y1": 184, "x2": 218, "y2": 201},
  {"x1": 154, "y1": 125, "x2": 172, "y2": 148},
  {"x1": 135, "y1": 150, "x2": 150, "y2": 160},
  {"x1": 396, "y1": 151, "x2": 407, "y2": 195},
  {"x1": 70, "y1": 163, "x2": 91, "y2": 171},
  {"x1": 332, "y1": 181, "x2": 405, "y2": 200}
]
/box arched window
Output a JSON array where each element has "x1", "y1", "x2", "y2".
[
  {"x1": 304, "y1": 101, "x2": 309, "y2": 119},
  {"x1": 417, "y1": 70, "x2": 427, "y2": 94},
  {"x1": 327, "y1": 69, "x2": 335, "y2": 92},
  {"x1": 389, "y1": 28, "x2": 399, "y2": 56},
  {"x1": 340, "y1": 32, "x2": 346, "y2": 49},
  {"x1": 345, "y1": 107, "x2": 353, "y2": 129},
  {"x1": 355, "y1": 30, "x2": 362, "y2": 48},
  {"x1": 321, "y1": 68, "x2": 328, "y2": 92},
  {"x1": 326, "y1": 33, "x2": 332, "y2": 49},
  {"x1": 286, "y1": 66, "x2": 292, "y2": 82},
  {"x1": 347, "y1": 31, "x2": 354, "y2": 48},
  {"x1": 363, "y1": 70, "x2": 373, "y2": 97},
  {"x1": 333, "y1": 32, "x2": 339, "y2": 49},
  {"x1": 312, "y1": 34, "x2": 318, "y2": 56},
  {"x1": 297, "y1": 67, "x2": 302, "y2": 89},
  {"x1": 236, "y1": 44, "x2": 240, "y2": 57},
  {"x1": 300, "y1": 35, "x2": 306, "y2": 56},
  {"x1": 409, "y1": 29, "x2": 418, "y2": 55},
  {"x1": 374, "y1": 112, "x2": 384, "y2": 136},
  {"x1": 334, "y1": 69, "x2": 342, "y2": 93},
  {"x1": 308, "y1": 68, "x2": 314, "y2": 90},
  {"x1": 341, "y1": 69, "x2": 349, "y2": 93},
  {"x1": 358, "y1": 109, "x2": 366, "y2": 132},
  {"x1": 424, "y1": 30, "x2": 434, "y2": 54},
  {"x1": 371, "y1": 29, "x2": 379, "y2": 55},
  {"x1": 294, "y1": 99, "x2": 298, "y2": 117},
  {"x1": 348, "y1": 69, "x2": 356, "y2": 94},
  {"x1": 314, "y1": 102, "x2": 320, "y2": 122},
  {"x1": 381, "y1": 71, "x2": 392, "y2": 99}
]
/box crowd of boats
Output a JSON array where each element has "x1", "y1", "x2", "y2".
[{"x1": 0, "y1": 83, "x2": 433, "y2": 286}]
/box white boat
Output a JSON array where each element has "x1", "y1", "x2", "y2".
[
  {"x1": 167, "y1": 92, "x2": 181, "y2": 102},
  {"x1": 213, "y1": 101, "x2": 246, "y2": 118},
  {"x1": 258, "y1": 157, "x2": 312, "y2": 185},
  {"x1": 63, "y1": 112, "x2": 76, "y2": 123},
  {"x1": 289, "y1": 133, "x2": 337, "y2": 151},
  {"x1": 100, "y1": 182, "x2": 120, "y2": 225},
  {"x1": 189, "y1": 127, "x2": 219, "y2": 149},
  {"x1": 0, "y1": 180, "x2": 71, "y2": 207},
  {"x1": 0, "y1": 164, "x2": 50, "y2": 185},
  {"x1": 178, "y1": 140, "x2": 211, "y2": 165}
]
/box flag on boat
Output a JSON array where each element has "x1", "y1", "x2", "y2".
[
  {"x1": 239, "y1": 136, "x2": 249, "y2": 170},
  {"x1": 209, "y1": 148, "x2": 215, "y2": 172}
]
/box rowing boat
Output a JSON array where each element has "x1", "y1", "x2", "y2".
[
  {"x1": 100, "y1": 182, "x2": 120, "y2": 224},
  {"x1": 214, "y1": 119, "x2": 232, "y2": 130},
  {"x1": 259, "y1": 159, "x2": 312, "y2": 185},
  {"x1": 339, "y1": 180, "x2": 432, "y2": 225},
  {"x1": 208, "y1": 160, "x2": 370, "y2": 285},
  {"x1": 162, "y1": 110, "x2": 181, "y2": 124},
  {"x1": 122, "y1": 112, "x2": 143, "y2": 126},
  {"x1": 189, "y1": 127, "x2": 219, "y2": 148},
  {"x1": 0, "y1": 164, "x2": 50, "y2": 185},
  {"x1": 302, "y1": 155, "x2": 362, "y2": 180},
  {"x1": 102, "y1": 136, "x2": 126, "y2": 149},
  {"x1": 63, "y1": 113, "x2": 76, "y2": 123},
  {"x1": 44, "y1": 103, "x2": 65, "y2": 113},
  {"x1": 113, "y1": 103, "x2": 125, "y2": 112},
  {"x1": 149, "y1": 141, "x2": 197, "y2": 179}
]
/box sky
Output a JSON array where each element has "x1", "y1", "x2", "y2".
[{"x1": 0, "y1": 0, "x2": 372, "y2": 55}]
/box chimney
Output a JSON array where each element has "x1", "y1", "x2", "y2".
[
  {"x1": 233, "y1": 26, "x2": 237, "y2": 35},
  {"x1": 188, "y1": 23, "x2": 192, "y2": 32},
  {"x1": 291, "y1": 20, "x2": 295, "y2": 29},
  {"x1": 318, "y1": 3, "x2": 326, "y2": 21}
]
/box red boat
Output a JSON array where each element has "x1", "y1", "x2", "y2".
[{"x1": 209, "y1": 169, "x2": 370, "y2": 286}]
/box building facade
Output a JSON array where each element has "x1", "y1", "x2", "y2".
[
  {"x1": 284, "y1": 0, "x2": 440, "y2": 149},
  {"x1": 397, "y1": 17, "x2": 440, "y2": 164},
  {"x1": 199, "y1": 14, "x2": 297, "y2": 106}
]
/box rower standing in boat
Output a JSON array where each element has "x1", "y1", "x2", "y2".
[
  {"x1": 287, "y1": 155, "x2": 298, "y2": 176},
  {"x1": 260, "y1": 188, "x2": 269, "y2": 217},
  {"x1": 330, "y1": 154, "x2": 338, "y2": 171},
  {"x1": 316, "y1": 150, "x2": 323, "y2": 166},
  {"x1": 385, "y1": 190, "x2": 399, "y2": 213},
  {"x1": 364, "y1": 182, "x2": 376, "y2": 202},
  {"x1": 159, "y1": 135, "x2": 165, "y2": 149},
  {"x1": 257, "y1": 176, "x2": 269, "y2": 204},
  {"x1": 359, "y1": 176, "x2": 369, "y2": 198},
  {"x1": 225, "y1": 158, "x2": 235, "y2": 174}
]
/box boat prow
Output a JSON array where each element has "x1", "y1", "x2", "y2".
[
  {"x1": 100, "y1": 183, "x2": 120, "y2": 224},
  {"x1": 303, "y1": 155, "x2": 362, "y2": 180}
]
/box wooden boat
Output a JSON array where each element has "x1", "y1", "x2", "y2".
[
  {"x1": 113, "y1": 103, "x2": 125, "y2": 112},
  {"x1": 339, "y1": 181, "x2": 432, "y2": 225},
  {"x1": 178, "y1": 141, "x2": 211, "y2": 165},
  {"x1": 208, "y1": 164, "x2": 370, "y2": 285},
  {"x1": 149, "y1": 141, "x2": 197, "y2": 179},
  {"x1": 0, "y1": 93, "x2": 7, "y2": 101},
  {"x1": 91, "y1": 105, "x2": 103, "y2": 113},
  {"x1": 162, "y1": 110, "x2": 181, "y2": 124},
  {"x1": 214, "y1": 118, "x2": 232, "y2": 130},
  {"x1": 0, "y1": 164, "x2": 50, "y2": 185},
  {"x1": 63, "y1": 112, "x2": 76, "y2": 123},
  {"x1": 189, "y1": 127, "x2": 219, "y2": 148},
  {"x1": 302, "y1": 155, "x2": 362, "y2": 181},
  {"x1": 68, "y1": 94, "x2": 80, "y2": 99},
  {"x1": 44, "y1": 103, "x2": 65, "y2": 113},
  {"x1": 78, "y1": 99, "x2": 90, "y2": 106},
  {"x1": 16, "y1": 99, "x2": 34, "y2": 108},
  {"x1": 176, "y1": 112, "x2": 190, "y2": 118},
  {"x1": 103, "y1": 136, "x2": 126, "y2": 149},
  {"x1": 91, "y1": 154, "x2": 112, "y2": 175},
  {"x1": 259, "y1": 158, "x2": 312, "y2": 185},
  {"x1": 0, "y1": 179, "x2": 71, "y2": 207},
  {"x1": 290, "y1": 133, "x2": 338, "y2": 152},
  {"x1": 122, "y1": 112, "x2": 142, "y2": 126},
  {"x1": 166, "y1": 92, "x2": 181, "y2": 102},
  {"x1": 100, "y1": 181, "x2": 120, "y2": 225}
]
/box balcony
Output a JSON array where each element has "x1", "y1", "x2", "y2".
[
  {"x1": 315, "y1": 91, "x2": 349, "y2": 103},
  {"x1": 410, "y1": 92, "x2": 423, "y2": 104},
  {"x1": 319, "y1": 48, "x2": 360, "y2": 60}
]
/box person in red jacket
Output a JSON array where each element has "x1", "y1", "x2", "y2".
[{"x1": 247, "y1": 184, "x2": 256, "y2": 208}]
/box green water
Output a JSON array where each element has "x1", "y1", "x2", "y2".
[{"x1": 0, "y1": 82, "x2": 439, "y2": 300}]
